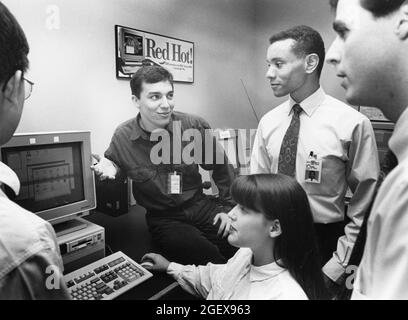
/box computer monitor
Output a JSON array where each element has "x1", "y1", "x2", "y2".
[
  {"x1": 117, "y1": 25, "x2": 145, "y2": 63},
  {"x1": 0, "y1": 131, "x2": 96, "y2": 227}
]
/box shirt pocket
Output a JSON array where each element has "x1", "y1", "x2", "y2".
[{"x1": 303, "y1": 154, "x2": 346, "y2": 197}]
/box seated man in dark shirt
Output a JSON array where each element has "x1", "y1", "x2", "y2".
[{"x1": 92, "y1": 65, "x2": 236, "y2": 265}]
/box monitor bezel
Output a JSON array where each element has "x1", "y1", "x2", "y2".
[
  {"x1": 0, "y1": 131, "x2": 96, "y2": 225},
  {"x1": 118, "y1": 26, "x2": 145, "y2": 63}
]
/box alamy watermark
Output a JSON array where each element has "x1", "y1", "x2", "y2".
[
  {"x1": 344, "y1": 265, "x2": 358, "y2": 290},
  {"x1": 45, "y1": 4, "x2": 60, "y2": 30},
  {"x1": 149, "y1": 121, "x2": 256, "y2": 169},
  {"x1": 45, "y1": 265, "x2": 63, "y2": 290}
]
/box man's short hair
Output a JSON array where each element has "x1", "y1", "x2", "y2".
[
  {"x1": 0, "y1": 2, "x2": 29, "y2": 84},
  {"x1": 130, "y1": 64, "x2": 174, "y2": 98},
  {"x1": 269, "y1": 25, "x2": 325, "y2": 77},
  {"x1": 329, "y1": 0, "x2": 406, "y2": 18}
]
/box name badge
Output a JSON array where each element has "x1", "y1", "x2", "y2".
[
  {"x1": 168, "y1": 171, "x2": 182, "y2": 194},
  {"x1": 305, "y1": 152, "x2": 322, "y2": 184}
]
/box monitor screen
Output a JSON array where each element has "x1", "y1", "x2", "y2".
[
  {"x1": 0, "y1": 131, "x2": 96, "y2": 224},
  {"x1": 118, "y1": 26, "x2": 145, "y2": 63}
]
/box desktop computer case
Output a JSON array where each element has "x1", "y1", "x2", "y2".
[
  {"x1": 95, "y1": 175, "x2": 130, "y2": 217},
  {"x1": 57, "y1": 218, "x2": 105, "y2": 274}
]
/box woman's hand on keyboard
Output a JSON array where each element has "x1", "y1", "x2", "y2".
[{"x1": 141, "y1": 253, "x2": 170, "y2": 272}]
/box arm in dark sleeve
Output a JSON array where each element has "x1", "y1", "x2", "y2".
[
  {"x1": 104, "y1": 130, "x2": 125, "y2": 177},
  {"x1": 197, "y1": 120, "x2": 235, "y2": 204}
]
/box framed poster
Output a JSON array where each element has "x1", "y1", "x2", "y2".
[{"x1": 115, "y1": 25, "x2": 194, "y2": 83}]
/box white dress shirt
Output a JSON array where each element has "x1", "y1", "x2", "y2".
[
  {"x1": 167, "y1": 248, "x2": 308, "y2": 300},
  {"x1": 251, "y1": 88, "x2": 379, "y2": 281},
  {"x1": 352, "y1": 107, "x2": 408, "y2": 300},
  {"x1": 0, "y1": 161, "x2": 69, "y2": 299}
]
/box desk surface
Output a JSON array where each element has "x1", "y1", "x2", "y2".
[{"x1": 85, "y1": 205, "x2": 196, "y2": 300}]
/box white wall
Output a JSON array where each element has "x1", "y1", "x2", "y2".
[
  {"x1": 3, "y1": 0, "x2": 347, "y2": 155},
  {"x1": 3, "y1": 0, "x2": 257, "y2": 155}
]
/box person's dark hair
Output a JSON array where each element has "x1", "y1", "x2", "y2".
[
  {"x1": 130, "y1": 63, "x2": 174, "y2": 98},
  {"x1": 231, "y1": 174, "x2": 328, "y2": 300},
  {"x1": 269, "y1": 25, "x2": 325, "y2": 78},
  {"x1": 0, "y1": 2, "x2": 29, "y2": 85},
  {"x1": 329, "y1": 0, "x2": 405, "y2": 18}
]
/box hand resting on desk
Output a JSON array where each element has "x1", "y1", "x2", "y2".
[{"x1": 141, "y1": 253, "x2": 171, "y2": 272}]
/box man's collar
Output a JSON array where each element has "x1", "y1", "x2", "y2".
[
  {"x1": 288, "y1": 87, "x2": 325, "y2": 117},
  {"x1": 0, "y1": 161, "x2": 20, "y2": 196},
  {"x1": 130, "y1": 114, "x2": 149, "y2": 141},
  {"x1": 130, "y1": 113, "x2": 175, "y2": 141}
]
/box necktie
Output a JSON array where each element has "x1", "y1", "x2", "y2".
[{"x1": 278, "y1": 104, "x2": 303, "y2": 177}]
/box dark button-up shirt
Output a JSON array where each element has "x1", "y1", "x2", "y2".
[{"x1": 105, "y1": 111, "x2": 235, "y2": 212}]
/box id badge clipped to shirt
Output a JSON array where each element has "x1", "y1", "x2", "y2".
[
  {"x1": 168, "y1": 171, "x2": 182, "y2": 195},
  {"x1": 305, "y1": 152, "x2": 322, "y2": 184}
]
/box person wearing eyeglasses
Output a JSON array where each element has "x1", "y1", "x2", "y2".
[{"x1": 0, "y1": 2, "x2": 69, "y2": 299}]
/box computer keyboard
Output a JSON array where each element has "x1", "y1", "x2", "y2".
[{"x1": 63, "y1": 251, "x2": 153, "y2": 300}]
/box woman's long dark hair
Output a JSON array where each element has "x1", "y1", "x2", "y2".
[{"x1": 230, "y1": 174, "x2": 329, "y2": 300}]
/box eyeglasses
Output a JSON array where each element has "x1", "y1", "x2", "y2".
[
  {"x1": 2, "y1": 76, "x2": 34, "y2": 100},
  {"x1": 23, "y1": 77, "x2": 34, "y2": 100}
]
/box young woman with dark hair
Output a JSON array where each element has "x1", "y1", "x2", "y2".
[{"x1": 142, "y1": 174, "x2": 328, "y2": 300}]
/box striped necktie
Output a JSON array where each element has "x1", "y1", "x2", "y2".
[{"x1": 278, "y1": 104, "x2": 303, "y2": 177}]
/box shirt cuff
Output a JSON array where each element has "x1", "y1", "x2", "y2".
[
  {"x1": 166, "y1": 262, "x2": 184, "y2": 278},
  {"x1": 322, "y1": 256, "x2": 346, "y2": 283}
]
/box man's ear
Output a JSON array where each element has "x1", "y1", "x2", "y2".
[
  {"x1": 269, "y1": 219, "x2": 282, "y2": 238},
  {"x1": 3, "y1": 70, "x2": 23, "y2": 105},
  {"x1": 305, "y1": 53, "x2": 319, "y2": 74},
  {"x1": 131, "y1": 95, "x2": 140, "y2": 110},
  {"x1": 395, "y1": 2, "x2": 408, "y2": 40}
]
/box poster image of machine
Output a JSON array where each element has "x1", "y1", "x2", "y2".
[{"x1": 115, "y1": 25, "x2": 194, "y2": 83}]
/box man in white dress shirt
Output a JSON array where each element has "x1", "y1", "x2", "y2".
[
  {"x1": 251, "y1": 25, "x2": 379, "y2": 290},
  {"x1": 0, "y1": 2, "x2": 69, "y2": 299},
  {"x1": 327, "y1": 0, "x2": 408, "y2": 299}
]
